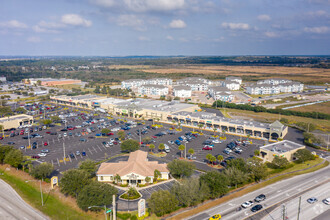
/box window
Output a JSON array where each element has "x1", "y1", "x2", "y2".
[{"x1": 100, "y1": 176, "x2": 104, "y2": 181}]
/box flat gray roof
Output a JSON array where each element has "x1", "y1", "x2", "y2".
[{"x1": 260, "y1": 140, "x2": 304, "y2": 153}]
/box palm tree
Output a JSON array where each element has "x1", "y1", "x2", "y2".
[
  {"x1": 209, "y1": 155, "x2": 216, "y2": 166},
  {"x1": 198, "y1": 123, "x2": 203, "y2": 133},
  {"x1": 206, "y1": 153, "x2": 212, "y2": 164},
  {"x1": 171, "y1": 120, "x2": 176, "y2": 129},
  {"x1": 217, "y1": 155, "x2": 224, "y2": 163},
  {"x1": 246, "y1": 134, "x2": 251, "y2": 141},
  {"x1": 114, "y1": 174, "x2": 121, "y2": 183},
  {"x1": 149, "y1": 144, "x2": 155, "y2": 153},
  {"x1": 188, "y1": 148, "x2": 195, "y2": 159},
  {"x1": 213, "y1": 127, "x2": 217, "y2": 136},
  {"x1": 158, "y1": 143, "x2": 165, "y2": 152},
  {"x1": 177, "y1": 122, "x2": 181, "y2": 130},
  {"x1": 178, "y1": 144, "x2": 185, "y2": 158}
]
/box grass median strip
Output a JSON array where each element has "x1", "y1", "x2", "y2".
[
  {"x1": 167, "y1": 159, "x2": 329, "y2": 220},
  {"x1": 0, "y1": 168, "x2": 98, "y2": 220}
]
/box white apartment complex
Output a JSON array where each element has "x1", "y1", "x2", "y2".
[
  {"x1": 138, "y1": 84, "x2": 169, "y2": 96},
  {"x1": 225, "y1": 76, "x2": 242, "y2": 85},
  {"x1": 173, "y1": 85, "x2": 192, "y2": 98},
  {"x1": 208, "y1": 86, "x2": 234, "y2": 102},
  {"x1": 176, "y1": 77, "x2": 211, "y2": 91},
  {"x1": 121, "y1": 78, "x2": 172, "y2": 90},
  {"x1": 223, "y1": 80, "x2": 240, "y2": 90},
  {"x1": 246, "y1": 82, "x2": 304, "y2": 95},
  {"x1": 257, "y1": 78, "x2": 292, "y2": 85}
]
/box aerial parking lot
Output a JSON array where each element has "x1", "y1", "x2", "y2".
[{"x1": 1, "y1": 102, "x2": 276, "y2": 173}]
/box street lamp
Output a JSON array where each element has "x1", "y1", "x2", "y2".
[
  {"x1": 25, "y1": 179, "x2": 43, "y2": 206},
  {"x1": 88, "y1": 205, "x2": 107, "y2": 220}
]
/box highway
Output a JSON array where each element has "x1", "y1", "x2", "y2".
[
  {"x1": 0, "y1": 179, "x2": 48, "y2": 220},
  {"x1": 186, "y1": 158, "x2": 330, "y2": 220}
]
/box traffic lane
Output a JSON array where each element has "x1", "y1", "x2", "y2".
[
  {"x1": 185, "y1": 161, "x2": 329, "y2": 220},
  {"x1": 262, "y1": 183, "x2": 330, "y2": 220},
  {"x1": 0, "y1": 179, "x2": 48, "y2": 220},
  {"x1": 314, "y1": 209, "x2": 330, "y2": 220}
]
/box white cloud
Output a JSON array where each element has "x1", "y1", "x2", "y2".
[
  {"x1": 123, "y1": 0, "x2": 185, "y2": 12},
  {"x1": 27, "y1": 36, "x2": 41, "y2": 43},
  {"x1": 61, "y1": 14, "x2": 92, "y2": 27},
  {"x1": 213, "y1": 36, "x2": 225, "y2": 42},
  {"x1": 221, "y1": 22, "x2": 250, "y2": 30},
  {"x1": 117, "y1": 14, "x2": 145, "y2": 31},
  {"x1": 169, "y1": 19, "x2": 186, "y2": 29},
  {"x1": 166, "y1": 35, "x2": 174, "y2": 40},
  {"x1": 33, "y1": 21, "x2": 64, "y2": 33},
  {"x1": 0, "y1": 20, "x2": 27, "y2": 29},
  {"x1": 91, "y1": 0, "x2": 115, "y2": 7},
  {"x1": 264, "y1": 31, "x2": 278, "y2": 38},
  {"x1": 258, "y1": 14, "x2": 271, "y2": 21},
  {"x1": 304, "y1": 26, "x2": 329, "y2": 33},
  {"x1": 138, "y1": 36, "x2": 150, "y2": 41}
]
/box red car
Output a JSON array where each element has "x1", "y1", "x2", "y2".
[
  {"x1": 113, "y1": 141, "x2": 118, "y2": 145},
  {"x1": 152, "y1": 136, "x2": 157, "y2": 138},
  {"x1": 202, "y1": 146, "x2": 213, "y2": 151},
  {"x1": 44, "y1": 142, "x2": 48, "y2": 146},
  {"x1": 31, "y1": 155, "x2": 40, "y2": 159},
  {"x1": 46, "y1": 131, "x2": 51, "y2": 134},
  {"x1": 107, "y1": 132, "x2": 114, "y2": 136},
  {"x1": 68, "y1": 127, "x2": 74, "y2": 130}
]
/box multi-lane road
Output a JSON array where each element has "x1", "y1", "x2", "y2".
[
  {"x1": 0, "y1": 179, "x2": 48, "y2": 220},
  {"x1": 186, "y1": 157, "x2": 330, "y2": 220}
]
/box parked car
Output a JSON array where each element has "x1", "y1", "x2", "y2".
[
  {"x1": 202, "y1": 146, "x2": 213, "y2": 151},
  {"x1": 164, "y1": 144, "x2": 170, "y2": 153},
  {"x1": 76, "y1": 151, "x2": 80, "y2": 156},
  {"x1": 82, "y1": 151, "x2": 86, "y2": 156},
  {"x1": 251, "y1": 204, "x2": 263, "y2": 212},
  {"x1": 31, "y1": 155, "x2": 40, "y2": 159},
  {"x1": 41, "y1": 149, "x2": 49, "y2": 153},
  {"x1": 38, "y1": 153, "x2": 47, "y2": 157},
  {"x1": 44, "y1": 142, "x2": 48, "y2": 146}
]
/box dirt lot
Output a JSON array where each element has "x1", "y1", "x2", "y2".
[
  {"x1": 290, "y1": 101, "x2": 330, "y2": 115},
  {"x1": 141, "y1": 65, "x2": 330, "y2": 84}
]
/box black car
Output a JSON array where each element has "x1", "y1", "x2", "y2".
[
  {"x1": 7, "y1": 142, "x2": 15, "y2": 145},
  {"x1": 255, "y1": 194, "x2": 266, "y2": 202},
  {"x1": 61, "y1": 128, "x2": 68, "y2": 131},
  {"x1": 50, "y1": 132, "x2": 57, "y2": 135},
  {"x1": 69, "y1": 153, "x2": 75, "y2": 158},
  {"x1": 251, "y1": 204, "x2": 263, "y2": 212}
]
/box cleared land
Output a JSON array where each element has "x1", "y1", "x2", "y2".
[
  {"x1": 141, "y1": 65, "x2": 330, "y2": 84},
  {"x1": 289, "y1": 101, "x2": 330, "y2": 115}
]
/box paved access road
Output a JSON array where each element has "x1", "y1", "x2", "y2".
[
  {"x1": 186, "y1": 157, "x2": 330, "y2": 220},
  {"x1": 262, "y1": 183, "x2": 330, "y2": 220},
  {"x1": 0, "y1": 179, "x2": 48, "y2": 220}
]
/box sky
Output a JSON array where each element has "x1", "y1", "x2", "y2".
[{"x1": 0, "y1": 0, "x2": 329, "y2": 56}]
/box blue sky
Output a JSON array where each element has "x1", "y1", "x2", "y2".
[{"x1": 0, "y1": 0, "x2": 329, "y2": 56}]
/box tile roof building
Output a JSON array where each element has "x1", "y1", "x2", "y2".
[{"x1": 96, "y1": 150, "x2": 169, "y2": 185}]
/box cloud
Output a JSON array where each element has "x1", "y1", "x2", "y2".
[
  {"x1": 33, "y1": 21, "x2": 65, "y2": 33},
  {"x1": 264, "y1": 31, "x2": 278, "y2": 38},
  {"x1": 138, "y1": 36, "x2": 150, "y2": 41},
  {"x1": 304, "y1": 26, "x2": 329, "y2": 33},
  {"x1": 61, "y1": 14, "x2": 92, "y2": 27},
  {"x1": 91, "y1": 0, "x2": 115, "y2": 7},
  {"x1": 27, "y1": 36, "x2": 41, "y2": 43},
  {"x1": 221, "y1": 22, "x2": 250, "y2": 30},
  {"x1": 166, "y1": 35, "x2": 174, "y2": 40},
  {"x1": 0, "y1": 20, "x2": 27, "y2": 29},
  {"x1": 123, "y1": 0, "x2": 185, "y2": 12},
  {"x1": 258, "y1": 14, "x2": 271, "y2": 21},
  {"x1": 213, "y1": 36, "x2": 225, "y2": 42},
  {"x1": 117, "y1": 14, "x2": 145, "y2": 31},
  {"x1": 169, "y1": 19, "x2": 186, "y2": 29}
]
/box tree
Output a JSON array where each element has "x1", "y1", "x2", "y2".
[
  {"x1": 209, "y1": 155, "x2": 216, "y2": 165},
  {"x1": 148, "y1": 190, "x2": 178, "y2": 217},
  {"x1": 213, "y1": 127, "x2": 217, "y2": 136},
  {"x1": 206, "y1": 153, "x2": 213, "y2": 164},
  {"x1": 271, "y1": 157, "x2": 290, "y2": 169},
  {"x1": 77, "y1": 182, "x2": 118, "y2": 211},
  {"x1": 254, "y1": 149, "x2": 260, "y2": 156},
  {"x1": 224, "y1": 167, "x2": 248, "y2": 188},
  {"x1": 170, "y1": 177, "x2": 210, "y2": 207},
  {"x1": 178, "y1": 144, "x2": 185, "y2": 158},
  {"x1": 0, "y1": 145, "x2": 13, "y2": 164},
  {"x1": 50, "y1": 115, "x2": 61, "y2": 122},
  {"x1": 227, "y1": 158, "x2": 248, "y2": 173},
  {"x1": 145, "y1": 176, "x2": 151, "y2": 184},
  {"x1": 246, "y1": 158, "x2": 268, "y2": 182},
  {"x1": 154, "y1": 169, "x2": 161, "y2": 181},
  {"x1": 4, "y1": 149, "x2": 23, "y2": 168},
  {"x1": 101, "y1": 128, "x2": 111, "y2": 134},
  {"x1": 79, "y1": 159, "x2": 97, "y2": 177},
  {"x1": 142, "y1": 136, "x2": 151, "y2": 144},
  {"x1": 41, "y1": 119, "x2": 52, "y2": 125},
  {"x1": 60, "y1": 169, "x2": 91, "y2": 198},
  {"x1": 120, "y1": 139, "x2": 140, "y2": 152},
  {"x1": 30, "y1": 162, "x2": 53, "y2": 180},
  {"x1": 117, "y1": 130, "x2": 126, "y2": 140},
  {"x1": 114, "y1": 174, "x2": 121, "y2": 183},
  {"x1": 167, "y1": 159, "x2": 195, "y2": 178},
  {"x1": 217, "y1": 155, "x2": 224, "y2": 163},
  {"x1": 14, "y1": 107, "x2": 26, "y2": 114},
  {"x1": 188, "y1": 148, "x2": 195, "y2": 158},
  {"x1": 199, "y1": 171, "x2": 230, "y2": 199},
  {"x1": 198, "y1": 123, "x2": 204, "y2": 132},
  {"x1": 294, "y1": 149, "x2": 315, "y2": 163},
  {"x1": 158, "y1": 143, "x2": 165, "y2": 152},
  {"x1": 149, "y1": 144, "x2": 155, "y2": 153}
]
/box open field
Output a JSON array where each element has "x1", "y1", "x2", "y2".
[
  {"x1": 53, "y1": 84, "x2": 83, "y2": 90},
  {"x1": 141, "y1": 65, "x2": 330, "y2": 83},
  {"x1": 289, "y1": 101, "x2": 330, "y2": 115},
  {"x1": 223, "y1": 108, "x2": 330, "y2": 131}
]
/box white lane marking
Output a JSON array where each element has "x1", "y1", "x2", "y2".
[{"x1": 6, "y1": 205, "x2": 13, "y2": 210}]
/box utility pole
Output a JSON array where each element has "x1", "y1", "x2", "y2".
[
  {"x1": 282, "y1": 204, "x2": 286, "y2": 220},
  {"x1": 297, "y1": 196, "x2": 301, "y2": 220},
  {"x1": 113, "y1": 194, "x2": 116, "y2": 220},
  {"x1": 184, "y1": 142, "x2": 187, "y2": 159},
  {"x1": 28, "y1": 130, "x2": 31, "y2": 149}
]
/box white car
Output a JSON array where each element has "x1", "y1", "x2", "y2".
[
  {"x1": 212, "y1": 139, "x2": 221, "y2": 144},
  {"x1": 38, "y1": 153, "x2": 47, "y2": 157},
  {"x1": 76, "y1": 125, "x2": 82, "y2": 128},
  {"x1": 241, "y1": 201, "x2": 254, "y2": 208},
  {"x1": 63, "y1": 133, "x2": 67, "y2": 137},
  {"x1": 323, "y1": 198, "x2": 330, "y2": 205},
  {"x1": 164, "y1": 144, "x2": 170, "y2": 153}
]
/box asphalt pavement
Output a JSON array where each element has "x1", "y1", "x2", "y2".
[{"x1": 0, "y1": 179, "x2": 48, "y2": 220}]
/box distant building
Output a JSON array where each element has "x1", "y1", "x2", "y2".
[
  {"x1": 246, "y1": 81, "x2": 304, "y2": 95},
  {"x1": 0, "y1": 114, "x2": 34, "y2": 130},
  {"x1": 225, "y1": 76, "x2": 242, "y2": 84},
  {"x1": 173, "y1": 85, "x2": 192, "y2": 98},
  {"x1": 0, "y1": 77, "x2": 7, "y2": 82},
  {"x1": 138, "y1": 84, "x2": 169, "y2": 96},
  {"x1": 25, "y1": 78, "x2": 81, "y2": 86},
  {"x1": 96, "y1": 150, "x2": 169, "y2": 185},
  {"x1": 121, "y1": 78, "x2": 172, "y2": 90},
  {"x1": 208, "y1": 86, "x2": 234, "y2": 102},
  {"x1": 223, "y1": 80, "x2": 240, "y2": 90},
  {"x1": 176, "y1": 77, "x2": 211, "y2": 91},
  {"x1": 259, "y1": 140, "x2": 305, "y2": 163},
  {"x1": 257, "y1": 78, "x2": 292, "y2": 85},
  {"x1": 34, "y1": 90, "x2": 48, "y2": 95}
]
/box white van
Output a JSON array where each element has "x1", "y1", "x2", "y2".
[{"x1": 164, "y1": 144, "x2": 170, "y2": 153}]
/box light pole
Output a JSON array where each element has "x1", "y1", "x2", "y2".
[
  {"x1": 184, "y1": 142, "x2": 187, "y2": 159},
  {"x1": 25, "y1": 179, "x2": 43, "y2": 206},
  {"x1": 28, "y1": 130, "x2": 31, "y2": 151},
  {"x1": 88, "y1": 205, "x2": 107, "y2": 220}
]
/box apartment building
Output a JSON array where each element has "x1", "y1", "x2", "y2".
[
  {"x1": 225, "y1": 76, "x2": 242, "y2": 84},
  {"x1": 121, "y1": 78, "x2": 172, "y2": 90},
  {"x1": 176, "y1": 77, "x2": 211, "y2": 91},
  {"x1": 246, "y1": 81, "x2": 304, "y2": 95},
  {"x1": 223, "y1": 80, "x2": 240, "y2": 90},
  {"x1": 257, "y1": 78, "x2": 292, "y2": 85},
  {"x1": 138, "y1": 84, "x2": 169, "y2": 96},
  {"x1": 208, "y1": 86, "x2": 234, "y2": 102},
  {"x1": 172, "y1": 85, "x2": 192, "y2": 98}
]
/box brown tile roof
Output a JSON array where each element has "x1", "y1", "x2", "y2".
[{"x1": 96, "y1": 150, "x2": 169, "y2": 177}]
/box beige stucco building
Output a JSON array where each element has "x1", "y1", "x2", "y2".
[
  {"x1": 96, "y1": 150, "x2": 169, "y2": 185},
  {"x1": 0, "y1": 114, "x2": 34, "y2": 130},
  {"x1": 259, "y1": 140, "x2": 306, "y2": 162}
]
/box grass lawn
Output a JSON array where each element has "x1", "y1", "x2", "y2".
[
  {"x1": 289, "y1": 101, "x2": 330, "y2": 115},
  {"x1": 0, "y1": 167, "x2": 99, "y2": 220}
]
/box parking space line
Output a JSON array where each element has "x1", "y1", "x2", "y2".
[
  {"x1": 93, "y1": 146, "x2": 97, "y2": 153},
  {"x1": 57, "y1": 158, "x2": 60, "y2": 166},
  {"x1": 88, "y1": 148, "x2": 93, "y2": 155},
  {"x1": 97, "y1": 145, "x2": 102, "y2": 151}
]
